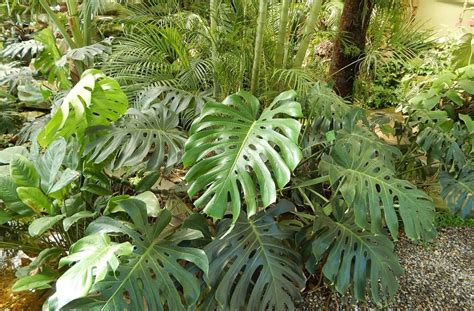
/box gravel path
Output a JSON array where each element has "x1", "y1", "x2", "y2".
[{"x1": 300, "y1": 227, "x2": 473, "y2": 310}]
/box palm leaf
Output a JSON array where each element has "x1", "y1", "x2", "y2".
[
  {"x1": 65, "y1": 199, "x2": 208, "y2": 310},
  {"x1": 85, "y1": 105, "x2": 186, "y2": 171},
  {"x1": 320, "y1": 139, "x2": 436, "y2": 240},
  {"x1": 203, "y1": 205, "x2": 306, "y2": 310},
  {"x1": 183, "y1": 90, "x2": 303, "y2": 220}
]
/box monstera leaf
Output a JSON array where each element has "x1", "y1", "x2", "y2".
[
  {"x1": 85, "y1": 105, "x2": 186, "y2": 171},
  {"x1": 440, "y1": 168, "x2": 474, "y2": 218},
  {"x1": 64, "y1": 199, "x2": 208, "y2": 310},
  {"x1": 203, "y1": 204, "x2": 306, "y2": 310},
  {"x1": 183, "y1": 90, "x2": 303, "y2": 220},
  {"x1": 1, "y1": 40, "x2": 43, "y2": 59},
  {"x1": 45, "y1": 234, "x2": 134, "y2": 310},
  {"x1": 56, "y1": 41, "x2": 111, "y2": 68},
  {"x1": 37, "y1": 69, "x2": 128, "y2": 147},
  {"x1": 308, "y1": 210, "x2": 402, "y2": 304},
  {"x1": 136, "y1": 85, "x2": 213, "y2": 112},
  {"x1": 320, "y1": 139, "x2": 435, "y2": 240}
]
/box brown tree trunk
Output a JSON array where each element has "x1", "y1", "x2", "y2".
[{"x1": 330, "y1": 0, "x2": 374, "y2": 99}]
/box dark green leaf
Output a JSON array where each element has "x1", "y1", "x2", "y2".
[
  {"x1": 440, "y1": 169, "x2": 474, "y2": 218},
  {"x1": 203, "y1": 207, "x2": 306, "y2": 310},
  {"x1": 309, "y1": 211, "x2": 402, "y2": 304},
  {"x1": 183, "y1": 90, "x2": 302, "y2": 220},
  {"x1": 320, "y1": 139, "x2": 436, "y2": 240}
]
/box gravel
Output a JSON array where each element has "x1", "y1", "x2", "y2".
[{"x1": 299, "y1": 227, "x2": 474, "y2": 310}]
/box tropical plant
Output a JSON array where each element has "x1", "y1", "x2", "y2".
[
  {"x1": 398, "y1": 63, "x2": 474, "y2": 217},
  {"x1": 0, "y1": 2, "x2": 458, "y2": 310}
]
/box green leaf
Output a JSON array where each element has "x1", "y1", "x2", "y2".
[
  {"x1": 0, "y1": 210, "x2": 12, "y2": 224},
  {"x1": 71, "y1": 199, "x2": 208, "y2": 310},
  {"x1": 460, "y1": 114, "x2": 474, "y2": 133},
  {"x1": 309, "y1": 211, "x2": 402, "y2": 304},
  {"x1": 63, "y1": 211, "x2": 97, "y2": 231},
  {"x1": 45, "y1": 234, "x2": 133, "y2": 310},
  {"x1": 12, "y1": 272, "x2": 58, "y2": 292},
  {"x1": 34, "y1": 138, "x2": 67, "y2": 192},
  {"x1": 445, "y1": 89, "x2": 464, "y2": 106},
  {"x1": 134, "y1": 191, "x2": 161, "y2": 217},
  {"x1": 203, "y1": 206, "x2": 306, "y2": 310},
  {"x1": 37, "y1": 69, "x2": 128, "y2": 147},
  {"x1": 135, "y1": 171, "x2": 160, "y2": 193},
  {"x1": 17, "y1": 187, "x2": 53, "y2": 214},
  {"x1": 320, "y1": 139, "x2": 436, "y2": 240},
  {"x1": 80, "y1": 184, "x2": 112, "y2": 196},
  {"x1": 0, "y1": 176, "x2": 33, "y2": 216},
  {"x1": 0, "y1": 146, "x2": 28, "y2": 164},
  {"x1": 10, "y1": 154, "x2": 39, "y2": 187},
  {"x1": 28, "y1": 215, "x2": 65, "y2": 236},
  {"x1": 183, "y1": 90, "x2": 302, "y2": 220},
  {"x1": 451, "y1": 33, "x2": 473, "y2": 69},
  {"x1": 458, "y1": 79, "x2": 474, "y2": 95},
  {"x1": 440, "y1": 169, "x2": 474, "y2": 218},
  {"x1": 48, "y1": 168, "x2": 79, "y2": 194},
  {"x1": 15, "y1": 247, "x2": 63, "y2": 278},
  {"x1": 85, "y1": 105, "x2": 186, "y2": 171}
]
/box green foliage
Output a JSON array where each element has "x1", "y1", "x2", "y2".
[
  {"x1": 0, "y1": 3, "x2": 450, "y2": 310},
  {"x1": 37, "y1": 69, "x2": 128, "y2": 147},
  {"x1": 320, "y1": 138, "x2": 436, "y2": 240},
  {"x1": 204, "y1": 204, "x2": 306, "y2": 310},
  {"x1": 1, "y1": 39, "x2": 43, "y2": 60},
  {"x1": 46, "y1": 234, "x2": 134, "y2": 310},
  {"x1": 307, "y1": 209, "x2": 402, "y2": 303},
  {"x1": 65, "y1": 199, "x2": 208, "y2": 310},
  {"x1": 440, "y1": 168, "x2": 474, "y2": 218},
  {"x1": 183, "y1": 90, "x2": 303, "y2": 220},
  {"x1": 85, "y1": 105, "x2": 186, "y2": 171},
  {"x1": 34, "y1": 28, "x2": 71, "y2": 89}
]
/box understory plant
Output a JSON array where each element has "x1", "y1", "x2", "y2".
[{"x1": 0, "y1": 69, "x2": 439, "y2": 310}]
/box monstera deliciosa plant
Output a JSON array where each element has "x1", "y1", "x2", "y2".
[{"x1": 0, "y1": 71, "x2": 439, "y2": 310}]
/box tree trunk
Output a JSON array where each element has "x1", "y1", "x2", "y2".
[
  {"x1": 330, "y1": 0, "x2": 374, "y2": 98},
  {"x1": 250, "y1": 0, "x2": 268, "y2": 93},
  {"x1": 275, "y1": 0, "x2": 290, "y2": 67},
  {"x1": 293, "y1": 0, "x2": 322, "y2": 68}
]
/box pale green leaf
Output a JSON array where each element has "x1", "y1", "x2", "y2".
[{"x1": 28, "y1": 215, "x2": 65, "y2": 236}]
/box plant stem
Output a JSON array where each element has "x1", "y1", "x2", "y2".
[
  {"x1": 250, "y1": 0, "x2": 268, "y2": 93},
  {"x1": 293, "y1": 0, "x2": 322, "y2": 68},
  {"x1": 275, "y1": 0, "x2": 290, "y2": 67},
  {"x1": 65, "y1": 0, "x2": 84, "y2": 47},
  {"x1": 210, "y1": 0, "x2": 220, "y2": 98},
  {"x1": 83, "y1": 0, "x2": 93, "y2": 46},
  {"x1": 39, "y1": 0, "x2": 77, "y2": 49}
]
